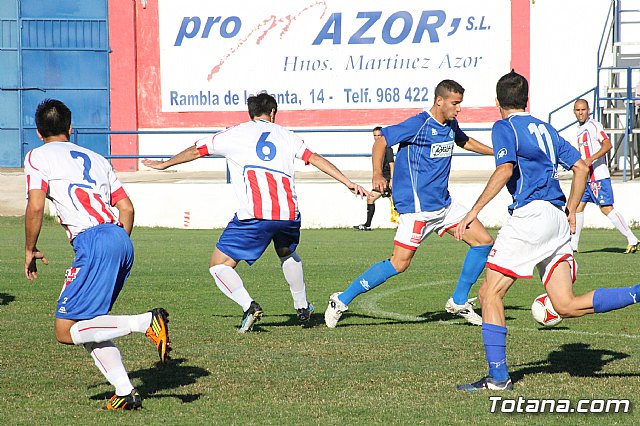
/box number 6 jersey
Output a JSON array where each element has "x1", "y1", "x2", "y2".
[
  {"x1": 24, "y1": 142, "x2": 128, "y2": 240},
  {"x1": 195, "y1": 119, "x2": 313, "y2": 221}
]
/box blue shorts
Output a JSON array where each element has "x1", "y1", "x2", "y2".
[
  {"x1": 581, "y1": 178, "x2": 614, "y2": 206},
  {"x1": 216, "y1": 214, "x2": 301, "y2": 265},
  {"x1": 56, "y1": 224, "x2": 134, "y2": 320}
]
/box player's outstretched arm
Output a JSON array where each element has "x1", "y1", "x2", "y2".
[
  {"x1": 307, "y1": 153, "x2": 369, "y2": 198},
  {"x1": 142, "y1": 145, "x2": 202, "y2": 170},
  {"x1": 453, "y1": 162, "x2": 513, "y2": 240},
  {"x1": 459, "y1": 137, "x2": 493, "y2": 155},
  {"x1": 24, "y1": 189, "x2": 49, "y2": 280}
]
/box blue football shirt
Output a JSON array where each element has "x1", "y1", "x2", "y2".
[
  {"x1": 492, "y1": 112, "x2": 581, "y2": 212},
  {"x1": 381, "y1": 111, "x2": 469, "y2": 214}
]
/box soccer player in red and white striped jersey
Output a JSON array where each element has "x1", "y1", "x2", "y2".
[
  {"x1": 570, "y1": 99, "x2": 638, "y2": 253},
  {"x1": 24, "y1": 99, "x2": 171, "y2": 410},
  {"x1": 143, "y1": 93, "x2": 367, "y2": 332}
]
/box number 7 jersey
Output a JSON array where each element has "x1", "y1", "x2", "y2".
[
  {"x1": 24, "y1": 142, "x2": 128, "y2": 240},
  {"x1": 196, "y1": 119, "x2": 313, "y2": 221}
]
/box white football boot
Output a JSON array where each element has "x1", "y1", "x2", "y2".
[
  {"x1": 324, "y1": 292, "x2": 348, "y2": 328},
  {"x1": 445, "y1": 297, "x2": 482, "y2": 326}
]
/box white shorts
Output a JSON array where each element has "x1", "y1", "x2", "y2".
[
  {"x1": 487, "y1": 200, "x2": 577, "y2": 286},
  {"x1": 393, "y1": 199, "x2": 468, "y2": 250}
]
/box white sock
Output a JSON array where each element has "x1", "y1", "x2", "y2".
[
  {"x1": 84, "y1": 341, "x2": 134, "y2": 396},
  {"x1": 280, "y1": 252, "x2": 308, "y2": 310},
  {"x1": 571, "y1": 212, "x2": 584, "y2": 250},
  {"x1": 210, "y1": 265, "x2": 253, "y2": 311},
  {"x1": 70, "y1": 313, "x2": 152, "y2": 345},
  {"x1": 608, "y1": 209, "x2": 639, "y2": 245}
]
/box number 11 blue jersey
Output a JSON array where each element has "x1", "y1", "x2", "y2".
[{"x1": 492, "y1": 112, "x2": 581, "y2": 212}]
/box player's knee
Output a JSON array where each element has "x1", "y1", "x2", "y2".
[
  {"x1": 390, "y1": 258, "x2": 410, "y2": 273},
  {"x1": 477, "y1": 281, "x2": 500, "y2": 305},
  {"x1": 550, "y1": 301, "x2": 575, "y2": 318},
  {"x1": 54, "y1": 327, "x2": 74, "y2": 345}
]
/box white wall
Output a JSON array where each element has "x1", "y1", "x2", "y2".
[{"x1": 121, "y1": 179, "x2": 640, "y2": 230}]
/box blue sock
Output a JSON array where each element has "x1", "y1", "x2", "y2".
[
  {"x1": 338, "y1": 259, "x2": 398, "y2": 305},
  {"x1": 452, "y1": 244, "x2": 492, "y2": 305},
  {"x1": 482, "y1": 323, "x2": 509, "y2": 381},
  {"x1": 593, "y1": 284, "x2": 640, "y2": 313}
]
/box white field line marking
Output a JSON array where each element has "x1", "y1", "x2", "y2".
[{"x1": 354, "y1": 280, "x2": 640, "y2": 340}]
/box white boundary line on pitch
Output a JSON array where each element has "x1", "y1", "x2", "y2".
[{"x1": 354, "y1": 280, "x2": 640, "y2": 340}]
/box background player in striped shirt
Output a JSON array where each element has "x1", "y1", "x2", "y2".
[
  {"x1": 324, "y1": 80, "x2": 495, "y2": 328},
  {"x1": 24, "y1": 99, "x2": 170, "y2": 410},
  {"x1": 143, "y1": 93, "x2": 367, "y2": 332},
  {"x1": 455, "y1": 71, "x2": 640, "y2": 391},
  {"x1": 570, "y1": 99, "x2": 638, "y2": 254}
]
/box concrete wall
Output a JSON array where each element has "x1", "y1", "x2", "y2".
[{"x1": 122, "y1": 179, "x2": 640, "y2": 230}]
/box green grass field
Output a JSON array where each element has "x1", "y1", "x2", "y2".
[{"x1": 1, "y1": 216, "x2": 639, "y2": 425}]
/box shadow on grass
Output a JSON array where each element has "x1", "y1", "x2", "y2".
[
  {"x1": 0, "y1": 292, "x2": 15, "y2": 305},
  {"x1": 510, "y1": 342, "x2": 639, "y2": 383},
  {"x1": 90, "y1": 357, "x2": 209, "y2": 403},
  {"x1": 250, "y1": 304, "x2": 531, "y2": 329},
  {"x1": 577, "y1": 247, "x2": 628, "y2": 254}
]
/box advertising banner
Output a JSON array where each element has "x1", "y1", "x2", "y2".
[{"x1": 158, "y1": 0, "x2": 511, "y2": 116}]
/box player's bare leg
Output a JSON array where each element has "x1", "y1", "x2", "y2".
[
  {"x1": 544, "y1": 261, "x2": 595, "y2": 318},
  {"x1": 445, "y1": 218, "x2": 494, "y2": 325}
]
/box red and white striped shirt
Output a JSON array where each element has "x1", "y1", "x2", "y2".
[
  {"x1": 576, "y1": 118, "x2": 610, "y2": 182},
  {"x1": 24, "y1": 142, "x2": 128, "y2": 240},
  {"x1": 196, "y1": 119, "x2": 313, "y2": 220}
]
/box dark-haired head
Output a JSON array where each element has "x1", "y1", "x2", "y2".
[
  {"x1": 434, "y1": 80, "x2": 465, "y2": 99},
  {"x1": 496, "y1": 70, "x2": 528, "y2": 110},
  {"x1": 247, "y1": 92, "x2": 277, "y2": 120},
  {"x1": 35, "y1": 99, "x2": 71, "y2": 139},
  {"x1": 373, "y1": 126, "x2": 382, "y2": 132}
]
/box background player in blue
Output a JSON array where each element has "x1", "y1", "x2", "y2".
[
  {"x1": 325, "y1": 80, "x2": 495, "y2": 328},
  {"x1": 24, "y1": 99, "x2": 170, "y2": 410},
  {"x1": 454, "y1": 71, "x2": 640, "y2": 391}
]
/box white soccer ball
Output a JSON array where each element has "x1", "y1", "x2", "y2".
[{"x1": 531, "y1": 293, "x2": 563, "y2": 327}]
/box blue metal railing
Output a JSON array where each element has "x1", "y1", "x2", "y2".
[
  {"x1": 71, "y1": 126, "x2": 492, "y2": 183},
  {"x1": 549, "y1": 0, "x2": 640, "y2": 181}
]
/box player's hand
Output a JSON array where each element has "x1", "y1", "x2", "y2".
[
  {"x1": 348, "y1": 183, "x2": 369, "y2": 198},
  {"x1": 584, "y1": 157, "x2": 594, "y2": 168},
  {"x1": 25, "y1": 248, "x2": 48, "y2": 281},
  {"x1": 141, "y1": 159, "x2": 168, "y2": 170},
  {"x1": 372, "y1": 173, "x2": 387, "y2": 193},
  {"x1": 453, "y1": 211, "x2": 477, "y2": 241},
  {"x1": 567, "y1": 211, "x2": 577, "y2": 234}
]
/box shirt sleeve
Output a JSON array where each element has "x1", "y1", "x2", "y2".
[
  {"x1": 491, "y1": 121, "x2": 517, "y2": 167},
  {"x1": 556, "y1": 135, "x2": 582, "y2": 170},
  {"x1": 108, "y1": 166, "x2": 129, "y2": 206},
  {"x1": 195, "y1": 135, "x2": 216, "y2": 157},
  {"x1": 451, "y1": 119, "x2": 470, "y2": 144},
  {"x1": 24, "y1": 149, "x2": 49, "y2": 194},
  {"x1": 291, "y1": 130, "x2": 313, "y2": 165},
  {"x1": 592, "y1": 120, "x2": 609, "y2": 144},
  {"x1": 380, "y1": 113, "x2": 426, "y2": 147}
]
